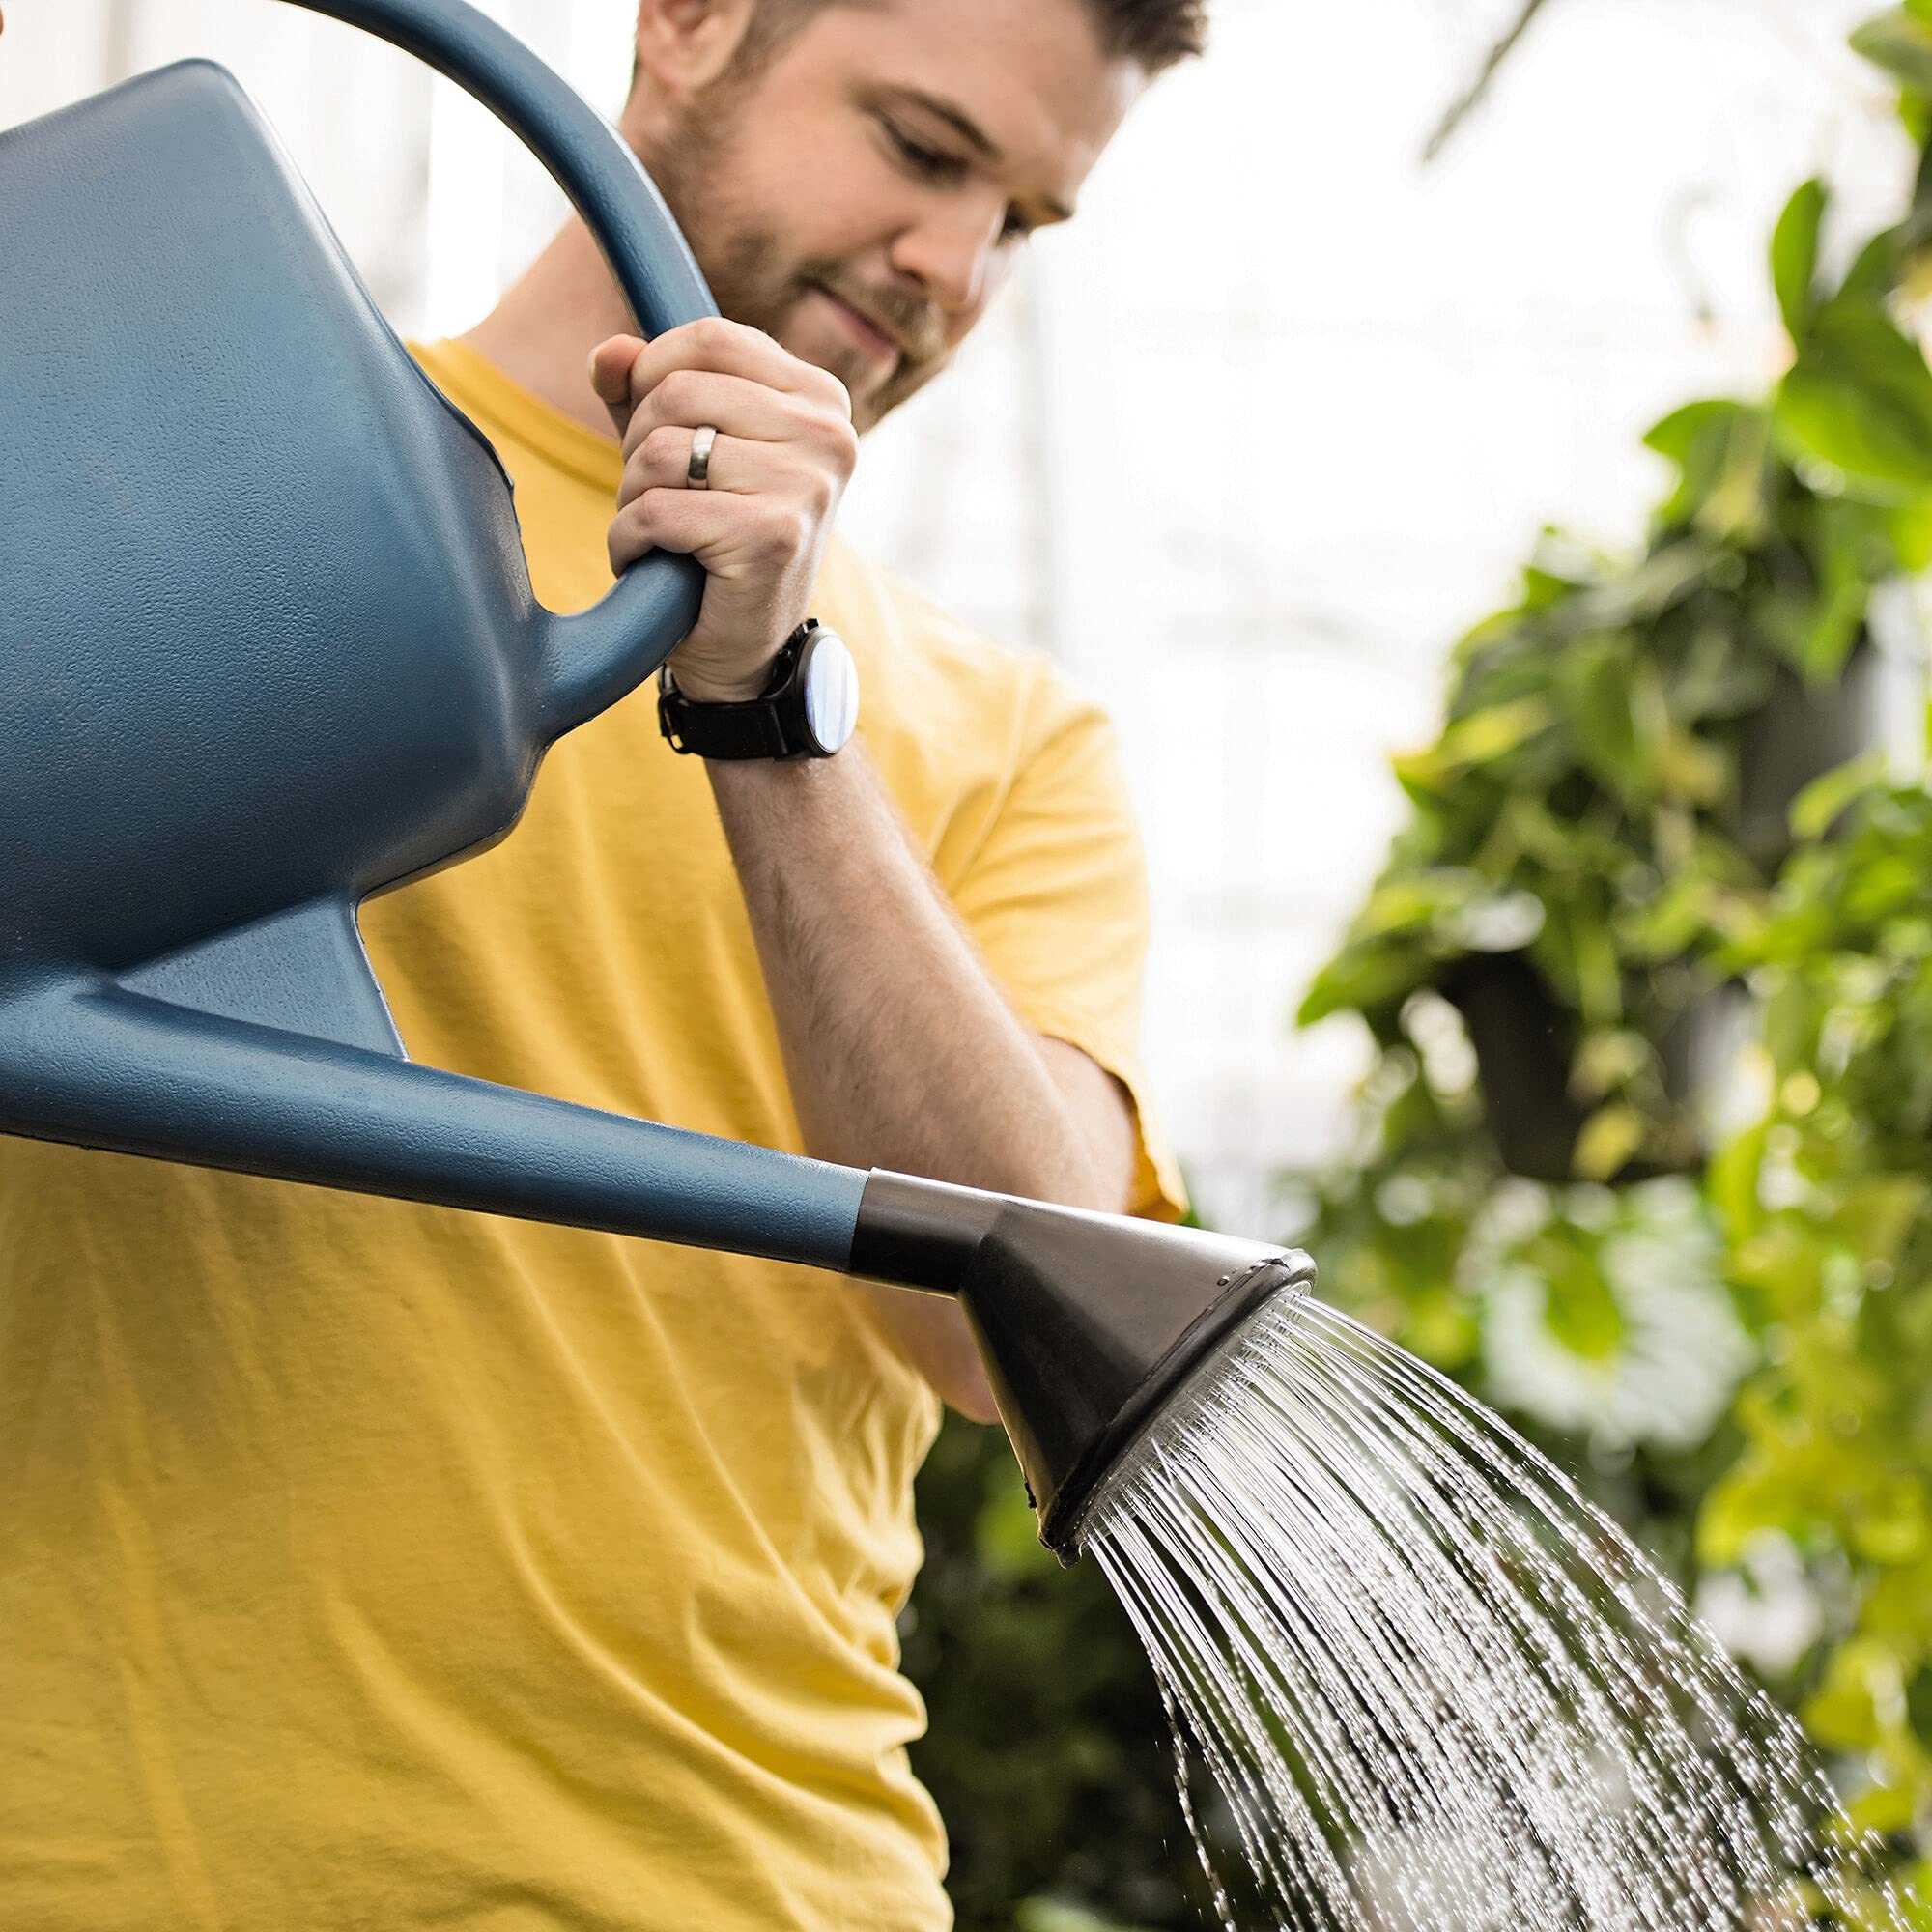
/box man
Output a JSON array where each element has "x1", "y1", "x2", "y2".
[{"x1": 0, "y1": 0, "x2": 1195, "y2": 1925}]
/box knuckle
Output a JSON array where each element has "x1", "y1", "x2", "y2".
[
  {"x1": 655, "y1": 367, "x2": 702, "y2": 419},
  {"x1": 817, "y1": 369, "x2": 854, "y2": 419},
  {"x1": 764, "y1": 505, "x2": 807, "y2": 555},
  {"x1": 608, "y1": 512, "x2": 643, "y2": 567},
  {"x1": 800, "y1": 464, "x2": 837, "y2": 515},
  {"x1": 621, "y1": 403, "x2": 658, "y2": 460},
  {"x1": 824, "y1": 416, "x2": 860, "y2": 474},
  {"x1": 642, "y1": 423, "x2": 686, "y2": 472}
]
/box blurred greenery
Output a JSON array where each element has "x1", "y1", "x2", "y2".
[
  {"x1": 902, "y1": 1413, "x2": 1208, "y2": 1931},
  {"x1": 904, "y1": 12, "x2": 1932, "y2": 1929}
]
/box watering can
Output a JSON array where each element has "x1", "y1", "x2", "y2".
[{"x1": 0, "y1": 0, "x2": 1311, "y2": 1558}]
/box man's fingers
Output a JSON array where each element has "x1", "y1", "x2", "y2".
[
  {"x1": 617, "y1": 370, "x2": 821, "y2": 460},
  {"x1": 624, "y1": 425, "x2": 750, "y2": 499},
  {"x1": 619, "y1": 316, "x2": 850, "y2": 415},
  {"x1": 619, "y1": 427, "x2": 842, "y2": 512},
  {"x1": 606, "y1": 484, "x2": 747, "y2": 573}
]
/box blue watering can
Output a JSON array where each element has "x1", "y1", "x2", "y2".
[{"x1": 0, "y1": 0, "x2": 1309, "y2": 1557}]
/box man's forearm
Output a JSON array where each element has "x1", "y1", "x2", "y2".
[
  {"x1": 707, "y1": 742, "x2": 1119, "y2": 1203},
  {"x1": 706, "y1": 743, "x2": 1132, "y2": 1420}
]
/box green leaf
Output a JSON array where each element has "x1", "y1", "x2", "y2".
[
  {"x1": 1803, "y1": 1636, "x2": 1901, "y2": 1750},
  {"x1": 1908, "y1": 1664, "x2": 1932, "y2": 1748},
  {"x1": 1777, "y1": 302, "x2": 1932, "y2": 497},
  {"x1": 1562, "y1": 639, "x2": 1643, "y2": 801},
  {"x1": 1700, "y1": 1461, "x2": 1795, "y2": 1566},
  {"x1": 1823, "y1": 1173, "x2": 1928, "y2": 1260},
  {"x1": 1393, "y1": 697, "x2": 1554, "y2": 793},
  {"x1": 1297, "y1": 946, "x2": 1429, "y2": 1026},
  {"x1": 1790, "y1": 751, "x2": 1891, "y2": 841},
  {"x1": 1573, "y1": 1104, "x2": 1647, "y2": 1182},
  {"x1": 1850, "y1": 1479, "x2": 1930, "y2": 1563},
  {"x1": 1774, "y1": 179, "x2": 1829, "y2": 343},
  {"x1": 1890, "y1": 493, "x2": 1932, "y2": 568},
  {"x1": 1852, "y1": 9, "x2": 1932, "y2": 94},
  {"x1": 1354, "y1": 871, "x2": 1482, "y2": 940},
  {"x1": 1844, "y1": 1778, "x2": 1919, "y2": 1836},
  {"x1": 1017, "y1": 1902, "x2": 1158, "y2": 1932},
  {"x1": 1837, "y1": 226, "x2": 1905, "y2": 309},
  {"x1": 1644, "y1": 400, "x2": 1769, "y2": 536},
  {"x1": 1707, "y1": 1122, "x2": 1769, "y2": 1245}
]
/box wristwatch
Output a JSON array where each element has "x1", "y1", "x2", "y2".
[{"x1": 656, "y1": 619, "x2": 859, "y2": 761}]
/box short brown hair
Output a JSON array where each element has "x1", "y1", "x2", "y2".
[
  {"x1": 736, "y1": 0, "x2": 1208, "y2": 78},
  {"x1": 1084, "y1": 0, "x2": 1208, "y2": 70}
]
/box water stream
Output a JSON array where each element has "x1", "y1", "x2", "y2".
[{"x1": 1081, "y1": 1287, "x2": 1912, "y2": 1931}]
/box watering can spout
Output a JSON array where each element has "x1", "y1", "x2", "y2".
[
  {"x1": 3, "y1": 941, "x2": 1317, "y2": 1565},
  {"x1": 0, "y1": 936, "x2": 1317, "y2": 1566},
  {"x1": 848, "y1": 1175, "x2": 1316, "y2": 1560},
  {"x1": 0, "y1": 961, "x2": 867, "y2": 1273}
]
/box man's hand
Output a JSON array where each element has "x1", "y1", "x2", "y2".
[{"x1": 589, "y1": 321, "x2": 859, "y2": 702}]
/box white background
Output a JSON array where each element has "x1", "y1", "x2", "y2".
[{"x1": 2, "y1": 0, "x2": 1909, "y2": 1229}]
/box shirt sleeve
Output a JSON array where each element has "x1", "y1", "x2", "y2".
[{"x1": 943, "y1": 672, "x2": 1187, "y2": 1225}]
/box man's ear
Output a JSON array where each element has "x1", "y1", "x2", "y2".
[{"x1": 632, "y1": 0, "x2": 760, "y2": 99}]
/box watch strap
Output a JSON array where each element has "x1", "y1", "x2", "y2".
[{"x1": 658, "y1": 621, "x2": 821, "y2": 761}]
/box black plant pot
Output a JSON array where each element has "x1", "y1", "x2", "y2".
[
  {"x1": 1439, "y1": 953, "x2": 1726, "y2": 1185},
  {"x1": 1734, "y1": 639, "x2": 1883, "y2": 873},
  {"x1": 1440, "y1": 952, "x2": 1590, "y2": 1183},
  {"x1": 1443, "y1": 639, "x2": 1886, "y2": 1183}
]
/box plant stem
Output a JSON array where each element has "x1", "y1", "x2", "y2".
[{"x1": 1420, "y1": 0, "x2": 1557, "y2": 166}]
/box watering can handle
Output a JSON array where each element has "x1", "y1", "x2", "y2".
[{"x1": 278, "y1": 0, "x2": 717, "y2": 738}]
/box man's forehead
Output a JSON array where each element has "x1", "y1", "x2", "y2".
[{"x1": 797, "y1": 0, "x2": 1148, "y2": 208}]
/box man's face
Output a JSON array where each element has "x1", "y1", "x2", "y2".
[{"x1": 634, "y1": 0, "x2": 1146, "y2": 432}]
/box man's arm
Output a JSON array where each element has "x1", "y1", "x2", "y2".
[
  {"x1": 708, "y1": 743, "x2": 1139, "y2": 1422},
  {"x1": 587, "y1": 320, "x2": 1143, "y2": 1421}
]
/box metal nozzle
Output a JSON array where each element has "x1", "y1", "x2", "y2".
[{"x1": 849, "y1": 1172, "x2": 1316, "y2": 1562}]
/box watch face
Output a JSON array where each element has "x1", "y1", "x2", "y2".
[{"x1": 800, "y1": 629, "x2": 860, "y2": 754}]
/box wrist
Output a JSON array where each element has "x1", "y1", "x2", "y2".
[
  {"x1": 657, "y1": 620, "x2": 859, "y2": 762},
  {"x1": 665, "y1": 666, "x2": 770, "y2": 704}
]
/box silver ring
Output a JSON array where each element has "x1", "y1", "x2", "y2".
[{"x1": 687, "y1": 424, "x2": 718, "y2": 490}]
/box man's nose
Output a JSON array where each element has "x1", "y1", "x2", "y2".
[{"x1": 889, "y1": 197, "x2": 1007, "y2": 321}]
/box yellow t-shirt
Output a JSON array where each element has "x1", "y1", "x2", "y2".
[{"x1": 0, "y1": 337, "x2": 1182, "y2": 1931}]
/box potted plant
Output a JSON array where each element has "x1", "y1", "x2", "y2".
[{"x1": 1299, "y1": 158, "x2": 1931, "y2": 1182}]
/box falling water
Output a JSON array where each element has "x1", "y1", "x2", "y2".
[{"x1": 1080, "y1": 1287, "x2": 1914, "y2": 1931}]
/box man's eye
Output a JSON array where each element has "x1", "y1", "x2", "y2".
[{"x1": 886, "y1": 123, "x2": 965, "y2": 181}]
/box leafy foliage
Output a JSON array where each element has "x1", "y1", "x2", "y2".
[
  {"x1": 1282, "y1": 11, "x2": 1932, "y2": 1914},
  {"x1": 905, "y1": 1407, "x2": 1213, "y2": 1932},
  {"x1": 1700, "y1": 790, "x2": 1932, "y2": 1853}
]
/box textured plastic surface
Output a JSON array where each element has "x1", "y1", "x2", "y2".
[
  {"x1": 850, "y1": 1174, "x2": 1318, "y2": 1557},
  {"x1": 0, "y1": 1, "x2": 865, "y2": 1267}
]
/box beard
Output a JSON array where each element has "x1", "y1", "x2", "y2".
[{"x1": 639, "y1": 104, "x2": 951, "y2": 432}]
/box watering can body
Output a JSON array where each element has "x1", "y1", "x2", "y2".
[
  {"x1": 2, "y1": 60, "x2": 544, "y2": 1011},
  {"x1": 0, "y1": 2, "x2": 722, "y2": 1031}
]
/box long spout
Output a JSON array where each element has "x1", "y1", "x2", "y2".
[
  {"x1": 4, "y1": 980, "x2": 1313, "y2": 1563},
  {"x1": 1, "y1": 981, "x2": 867, "y2": 1269}
]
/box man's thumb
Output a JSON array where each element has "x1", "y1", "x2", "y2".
[{"x1": 587, "y1": 335, "x2": 644, "y2": 433}]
